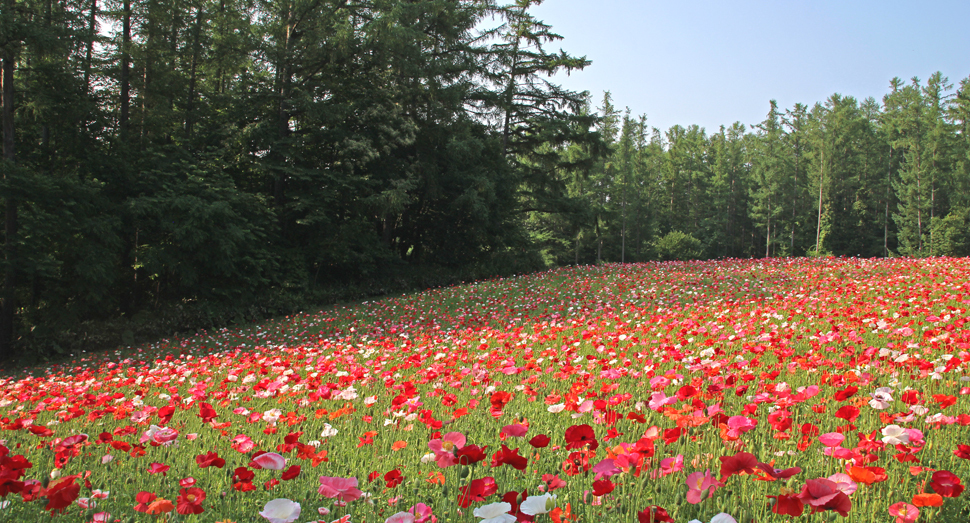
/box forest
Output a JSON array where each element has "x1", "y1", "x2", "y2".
[{"x1": 1, "y1": 0, "x2": 969, "y2": 361}]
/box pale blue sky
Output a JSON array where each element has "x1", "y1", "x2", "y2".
[{"x1": 528, "y1": 0, "x2": 970, "y2": 134}]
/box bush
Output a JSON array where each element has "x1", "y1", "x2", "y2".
[
  {"x1": 931, "y1": 208, "x2": 970, "y2": 257},
  {"x1": 652, "y1": 231, "x2": 703, "y2": 261}
]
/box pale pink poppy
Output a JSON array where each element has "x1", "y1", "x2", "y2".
[
  {"x1": 318, "y1": 476, "x2": 363, "y2": 502},
  {"x1": 826, "y1": 473, "x2": 858, "y2": 495},
  {"x1": 260, "y1": 498, "x2": 301, "y2": 523},
  {"x1": 254, "y1": 452, "x2": 288, "y2": 470},
  {"x1": 385, "y1": 512, "x2": 415, "y2": 523}
]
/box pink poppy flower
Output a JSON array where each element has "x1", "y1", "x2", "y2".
[
  {"x1": 686, "y1": 470, "x2": 724, "y2": 504},
  {"x1": 231, "y1": 434, "x2": 256, "y2": 453},
  {"x1": 253, "y1": 452, "x2": 287, "y2": 471},
  {"x1": 826, "y1": 473, "x2": 857, "y2": 495},
  {"x1": 657, "y1": 455, "x2": 684, "y2": 477},
  {"x1": 725, "y1": 416, "x2": 757, "y2": 438},
  {"x1": 318, "y1": 476, "x2": 363, "y2": 502},
  {"x1": 408, "y1": 502, "x2": 434, "y2": 523},
  {"x1": 385, "y1": 512, "x2": 415, "y2": 523},
  {"x1": 819, "y1": 433, "x2": 844, "y2": 448},
  {"x1": 428, "y1": 432, "x2": 466, "y2": 468},
  {"x1": 888, "y1": 502, "x2": 919, "y2": 523},
  {"x1": 147, "y1": 463, "x2": 170, "y2": 476},
  {"x1": 501, "y1": 424, "x2": 528, "y2": 438}
]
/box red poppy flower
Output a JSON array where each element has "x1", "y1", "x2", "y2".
[
  {"x1": 134, "y1": 491, "x2": 157, "y2": 513},
  {"x1": 719, "y1": 451, "x2": 759, "y2": 480},
  {"x1": 592, "y1": 479, "x2": 615, "y2": 496},
  {"x1": 176, "y1": 487, "x2": 206, "y2": 515},
  {"x1": 457, "y1": 477, "x2": 497, "y2": 508},
  {"x1": 564, "y1": 424, "x2": 597, "y2": 450},
  {"x1": 43, "y1": 475, "x2": 80, "y2": 512},
  {"x1": 929, "y1": 470, "x2": 965, "y2": 498},
  {"x1": 542, "y1": 474, "x2": 567, "y2": 491},
  {"x1": 491, "y1": 444, "x2": 528, "y2": 470},
  {"x1": 281, "y1": 465, "x2": 301, "y2": 481},
  {"x1": 797, "y1": 479, "x2": 851, "y2": 516},
  {"x1": 529, "y1": 434, "x2": 551, "y2": 448},
  {"x1": 195, "y1": 451, "x2": 225, "y2": 469},
  {"x1": 637, "y1": 506, "x2": 674, "y2": 523},
  {"x1": 954, "y1": 444, "x2": 970, "y2": 460},
  {"x1": 834, "y1": 405, "x2": 860, "y2": 423},
  {"x1": 456, "y1": 444, "x2": 488, "y2": 465},
  {"x1": 384, "y1": 469, "x2": 404, "y2": 488},
  {"x1": 900, "y1": 390, "x2": 922, "y2": 405},
  {"x1": 198, "y1": 402, "x2": 218, "y2": 423},
  {"x1": 662, "y1": 427, "x2": 682, "y2": 445},
  {"x1": 834, "y1": 386, "x2": 857, "y2": 401},
  {"x1": 768, "y1": 493, "x2": 804, "y2": 516}
]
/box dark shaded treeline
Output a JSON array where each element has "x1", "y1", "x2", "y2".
[
  {"x1": 0, "y1": 0, "x2": 600, "y2": 361},
  {"x1": 1, "y1": 0, "x2": 969, "y2": 362}
]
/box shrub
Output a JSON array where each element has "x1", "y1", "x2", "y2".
[{"x1": 652, "y1": 231, "x2": 703, "y2": 261}]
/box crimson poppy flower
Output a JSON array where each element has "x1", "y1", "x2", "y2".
[
  {"x1": 529, "y1": 434, "x2": 551, "y2": 448},
  {"x1": 176, "y1": 487, "x2": 205, "y2": 515},
  {"x1": 929, "y1": 470, "x2": 965, "y2": 497},
  {"x1": 834, "y1": 386, "x2": 857, "y2": 401},
  {"x1": 281, "y1": 465, "x2": 301, "y2": 481},
  {"x1": 43, "y1": 475, "x2": 80, "y2": 512},
  {"x1": 954, "y1": 444, "x2": 970, "y2": 460},
  {"x1": 457, "y1": 476, "x2": 497, "y2": 508},
  {"x1": 592, "y1": 479, "x2": 615, "y2": 497},
  {"x1": 195, "y1": 451, "x2": 225, "y2": 469},
  {"x1": 834, "y1": 405, "x2": 860, "y2": 423},
  {"x1": 719, "y1": 451, "x2": 759, "y2": 480},
  {"x1": 637, "y1": 506, "x2": 674, "y2": 523},
  {"x1": 767, "y1": 493, "x2": 804, "y2": 516},
  {"x1": 564, "y1": 424, "x2": 597, "y2": 450},
  {"x1": 797, "y1": 479, "x2": 851, "y2": 516},
  {"x1": 456, "y1": 444, "x2": 488, "y2": 465},
  {"x1": 198, "y1": 402, "x2": 218, "y2": 423},
  {"x1": 756, "y1": 462, "x2": 802, "y2": 480},
  {"x1": 384, "y1": 469, "x2": 404, "y2": 488},
  {"x1": 133, "y1": 491, "x2": 157, "y2": 513},
  {"x1": 491, "y1": 444, "x2": 528, "y2": 470}
]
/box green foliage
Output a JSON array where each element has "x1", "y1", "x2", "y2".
[
  {"x1": 930, "y1": 208, "x2": 970, "y2": 257},
  {"x1": 651, "y1": 231, "x2": 703, "y2": 261}
]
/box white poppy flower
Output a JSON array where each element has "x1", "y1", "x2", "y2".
[
  {"x1": 520, "y1": 493, "x2": 556, "y2": 515},
  {"x1": 473, "y1": 501, "x2": 516, "y2": 523},
  {"x1": 260, "y1": 498, "x2": 301, "y2": 523},
  {"x1": 881, "y1": 424, "x2": 910, "y2": 445}
]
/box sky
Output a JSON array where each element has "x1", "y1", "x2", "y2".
[{"x1": 526, "y1": 0, "x2": 970, "y2": 135}]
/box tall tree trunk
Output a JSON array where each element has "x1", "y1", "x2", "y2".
[
  {"x1": 884, "y1": 147, "x2": 892, "y2": 257},
  {"x1": 816, "y1": 148, "x2": 824, "y2": 254},
  {"x1": 765, "y1": 195, "x2": 771, "y2": 258},
  {"x1": 84, "y1": 0, "x2": 97, "y2": 91},
  {"x1": 1, "y1": 43, "x2": 18, "y2": 360},
  {"x1": 120, "y1": 0, "x2": 131, "y2": 138},
  {"x1": 274, "y1": 1, "x2": 294, "y2": 238},
  {"x1": 185, "y1": 6, "x2": 204, "y2": 140}
]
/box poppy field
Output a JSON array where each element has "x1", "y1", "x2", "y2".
[{"x1": 1, "y1": 257, "x2": 969, "y2": 523}]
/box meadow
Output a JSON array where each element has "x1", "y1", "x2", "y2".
[{"x1": 0, "y1": 257, "x2": 968, "y2": 523}]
